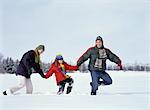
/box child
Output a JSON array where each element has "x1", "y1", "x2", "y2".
[{"x1": 45, "y1": 54, "x2": 78, "y2": 95}]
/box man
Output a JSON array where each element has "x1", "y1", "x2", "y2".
[{"x1": 77, "y1": 36, "x2": 123, "y2": 95}]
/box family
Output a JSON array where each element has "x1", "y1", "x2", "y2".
[{"x1": 3, "y1": 36, "x2": 122, "y2": 95}]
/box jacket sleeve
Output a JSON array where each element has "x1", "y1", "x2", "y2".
[
  {"x1": 32, "y1": 61, "x2": 45, "y2": 78},
  {"x1": 28, "y1": 51, "x2": 45, "y2": 78},
  {"x1": 106, "y1": 48, "x2": 121, "y2": 64},
  {"x1": 38, "y1": 70, "x2": 45, "y2": 78},
  {"x1": 77, "y1": 47, "x2": 92, "y2": 66},
  {"x1": 64, "y1": 62, "x2": 79, "y2": 71},
  {"x1": 45, "y1": 65, "x2": 54, "y2": 79},
  {"x1": 29, "y1": 52, "x2": 42, "y2": 72}
]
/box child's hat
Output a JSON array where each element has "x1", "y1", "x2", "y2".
[{"x1": 56, "y1": 54, "x2": 63, "y2": 60}]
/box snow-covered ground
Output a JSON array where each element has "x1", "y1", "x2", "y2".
[{"x1": 0, "y1": 71, "x2": 150, "y2": 110}]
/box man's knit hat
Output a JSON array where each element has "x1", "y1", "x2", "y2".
[{"x1": 96, "y1": 36, "x2": 103, "y2": 41}]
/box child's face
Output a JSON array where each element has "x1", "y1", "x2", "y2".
[{"x1": 58, "y1": 60, "x2": 63, "y2": 64}]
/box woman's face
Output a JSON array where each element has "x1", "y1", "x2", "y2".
[
  {"x1": 58, "y1": 60, "x2": 63, "y2": 64},
  {"x1": 38, "y1": 49, "x2": 44, "y2": 55}
]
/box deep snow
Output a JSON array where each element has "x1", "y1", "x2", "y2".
[{"x1": 0, "y1": 71, "x2": 150, "y2": 110}]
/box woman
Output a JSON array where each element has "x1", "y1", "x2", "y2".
[
  {"x1": 3, "y1": 45, "x2": 46, "y2": 95},
  {"x1": 45, "y1": 54, "x2": 78, "y2": 95}
]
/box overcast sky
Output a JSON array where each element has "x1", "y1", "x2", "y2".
[{"x1": 0, "y1": 0, "x2": 149, "y2": 64}]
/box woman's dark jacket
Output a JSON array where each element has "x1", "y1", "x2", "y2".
[{"x1": 16, "y1": 50, "x2": 45, "y2": 78}]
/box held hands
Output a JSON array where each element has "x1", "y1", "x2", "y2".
[
  {"x1": 76, "y1": 65, "x2": 79, "y2": 71},
  {"x1": 44, "y1": 75, "x2": 49, "y2": 79},
  {"x1": 38, "y1": 69, "x2": 47, "y2": 79}
]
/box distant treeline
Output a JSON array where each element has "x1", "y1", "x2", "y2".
[
  {"x1": 0, "y1": 56, "x2": 51, "y2": 74},
  {"x1": 79, "y1": 63, "x2": 150, "y2": 73},
  {"x1": 0, "y1": 54, "x2": 149, "y2": 74}
]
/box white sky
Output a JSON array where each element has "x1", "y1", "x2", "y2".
[{"x1": 0, "y1": 0, "x2": 149, "y2": 64}]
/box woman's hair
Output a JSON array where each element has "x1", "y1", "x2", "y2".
[{"x1": 34, "y1": 48, "x2": 40, "y2": 64}]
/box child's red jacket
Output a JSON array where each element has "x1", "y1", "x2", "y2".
[{"x1": 45, "y1": 62, "x2": 78, "y2": 84}]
